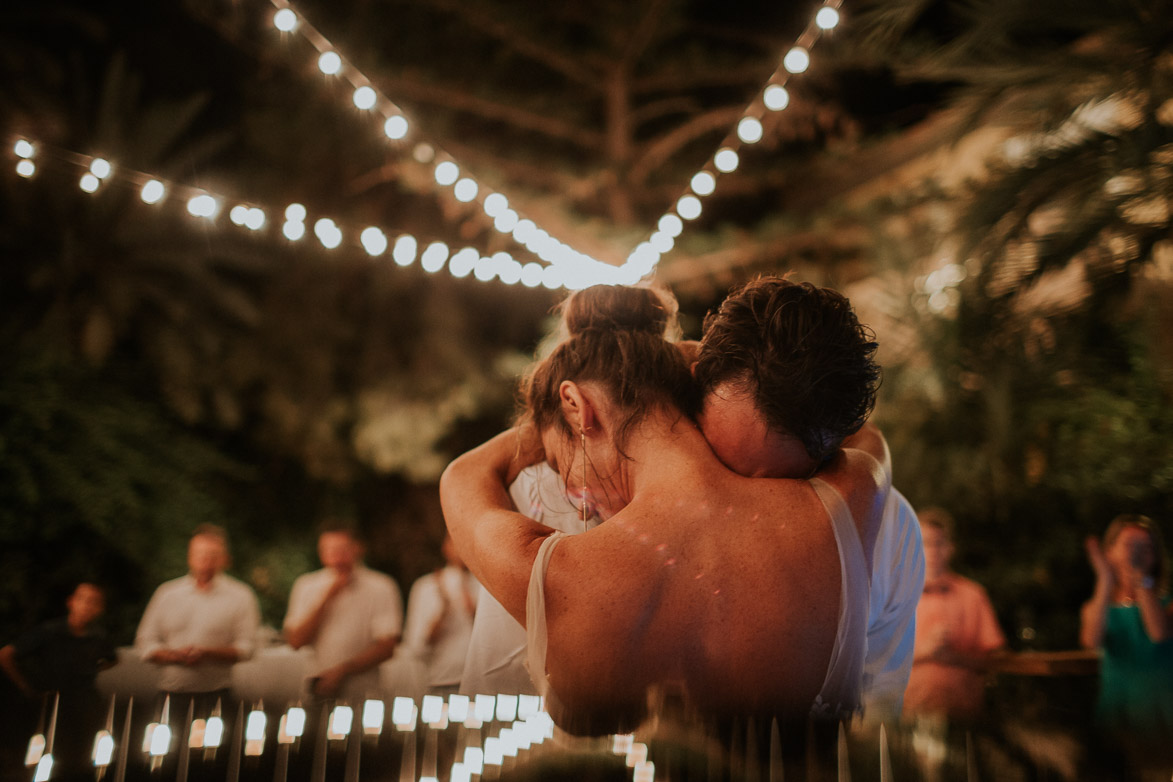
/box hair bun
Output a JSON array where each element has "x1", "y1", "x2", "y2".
[{"x1": 562, "y1": 285, "x2": 676, "y2": 337}]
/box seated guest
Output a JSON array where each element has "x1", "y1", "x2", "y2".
[
  {"x1": 402, "y1": 534, "x2": 480, "y2": 697},
  {"x1": 1081, "y1": 514, "x2": 1173, "y2": 752},
  {"x1": 903, "y1": 508, "x2": 1005, "y2": 722},
  {"x1": 442, "y1": 283, "x2": 886, "y2": 734}
]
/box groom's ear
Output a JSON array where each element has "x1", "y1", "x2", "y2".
[{"x1": 558, "y1": 380, "x2": 598, "y2": 432}]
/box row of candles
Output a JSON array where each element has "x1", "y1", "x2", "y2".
[{"x1": 22, "y1": 692, "x2": 657, "y2": 782}]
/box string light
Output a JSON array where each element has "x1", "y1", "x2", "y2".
[
  {"x1": 434, "y1": 160, "x2": 459, "y2": 186},
  {"x1": 736, "y1": 117, "x2": 764, "y2": 144},
  {"x1": 690, "y1": 171, "x2": 716, "y2": 196},
  {"x1": 453, "y1": 177, "x2": 478, "y2": 202},
  {"x1": 14, "y1": 139, "x2": 34, "y2": 158},
  {"x1": 16, "y1": 159, "x2": 35, "y2": 178},
  {"x1": 141, "y1": 179, "x2": 166, "y2": 203},
  {"x1": 383, "y1": 115, "x2": 409, "y2": 140},
  {"x1": 714, "y1": 148, "x2": 740, "y2": 173},
  {"x1": 90, "y1": 158, "x2": 112, "y2": 179},
  {"x1": 353, "y1": 85, "x2": 377, "y2": 110},
  {"x1": 392, "y1": 234, "x2": 417, "y2": 266},
  {"x1": 658, "y1": 214, "x2": 683, "y2": 237},
  {"x1": 421, "y1": 241, "x2": 449, "y2": 272},
  {"x1": 273, "y1": 8, "x2": 298, "y2": 32},
  {"x1": 80, "y1": 173, "x2": 100, "y2": 193},
  {"x1": 360, "y1": 226, "x2": 388, "y2": 255},
  {"x1": 763, "y1": 85, "x2": 790, "y2": 111},
  {"x1": 816, "y1": 5, "x2": 841, "y2": 30},
  {"x1": 676, "y1": 195, "x2": 702, "y2": 220},
  {"x1": 187, "y1": 194, "x2": 219, "y2": 218},
  {"x1": 317, "y1": 51, "x2": 342, "y2": 75},
  {"x1": 783, "y1": 47, "x2": 810, "y2": 74}
]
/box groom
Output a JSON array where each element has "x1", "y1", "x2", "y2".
[{"x1": 458, "y1": 277, "x2": 923, "y2": 721}]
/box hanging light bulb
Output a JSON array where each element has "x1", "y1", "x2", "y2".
[
  {"x1": 392, "y1": 234, "x2": 417, "y2": 266},
  {"x1": 658, "y1": 214, "x2": 683, "y2": 237},
  {"x1": 434, "y1": 161, "x2": 459, "y2": 186},
  {"x1": 360, "y1": 226, "x2": 388, "y2": 256},
  {"x1": 283, "y1": 220, "x2": 306, "y2": 241},
  {"x1": 783, "y1": 47, "x2": 810, "y2": 74},
  {"x1": 187, "y1": 194, "x2": 219, "y2": 217},
  {"x1": 453, "y1": 178, "x2": 478, "y2": 202},
  {"x1": 421, "y1": 242, "x2": 450, "y2": 272},
  {"x1": 14, "y1": 139, "x2": 35, "y2": 158},
  {"x1": 353, "y1": 86, "x2": 377, "y2": 110},
  {"x1": 520, "y1": 262, "x2": 544, "y2": 288},
  {"x1": 16, "y1": 159, "x2": 35, "y2": 178},
  {"x1": 714, "y1": 148, "x2": 739, "y2": 173},
  {"x1": 80, "y1": 174, "x2": 100, "y2": 193},
  {"x1": 244, "y1": 207, "x2": 266, "y2": 230},
  {"x1": 273, "y1": 8, "x2": 298, "y2": 31},
  {"x1": 141, "y1": 179, "x2": 166, "y2": 203},
  {"x1": 737, "y1": 117, "x2": 764, "y2": 144},
  {"x1": 318, "y1": 51, "x2": 342, "y2": 75},
  {"x1": 690, "y1": 171, "x2": 716, "y2": 196},
  {"x1": 448, "y1": 247, "x2": 477, "y2": 278},
  {"x1": 677, "y1": 195, "x2": 702, "y2": 220},
  {"x1": 285, "y1": 203, "x2": 307, "y2": 222},
  {"x1": 384, "y1": 115, "x2": 409, "y2": 140},
  {"x1": 764, "y1": 85, "x2": 790, "y2": 111},
  {"x1": 90, "y1": 158, "x2": 112, "y2": 179},
  {"x1": 815, "y1": 6, "x2": 840, "y2": 30},
  {"x1": 482, "y1": 193, "x2": 508, "y2": 218}
]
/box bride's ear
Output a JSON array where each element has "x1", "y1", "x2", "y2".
[{"x1": 558, "y1": 380, "x2": 599, "y2": 433}]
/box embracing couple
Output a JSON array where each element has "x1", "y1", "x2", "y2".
[{"x1": 441, "y1": 276, "x2": 924, "y2": 735}]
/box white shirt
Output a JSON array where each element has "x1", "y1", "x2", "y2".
[
  {"x1": 460, "y1": 464, "x2": 597, "y2": 696},
  {"x1": 402, "y1": 566, "x2": 481, "y2": 688},
  {"x1": 135, "y1": 573, "x2": 260, "y2": 693},
  {"x1": 284, "y1": 564, "x2": 403, "y2": 699},
  {"x1": 861, "y1": 487, "x2": 925, "y2": 722}
]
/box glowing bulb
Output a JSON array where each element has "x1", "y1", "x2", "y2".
[
  {"x1": 650, "y1": 232, "x2": 674, "y2": 254},
  {"x1": 421, "y1": 241, "x2": 449, "y2": 272},
  {"x1": 541, "y1": 263, "x2": 563, "y2": 290},
  {"x1": 245, "y1": 207, "x2": 265, "y2": 230},
  {"x1": 815, "y1": 5, "x2": 840, "y2": 29},
  {"x1": 90, "y1": 158, "x2": 112, "y2": 179},
  {"x1": 313, "y1": 218, "x2": 342, "y2": 249},
  {"x1": 511, "y1": 219, "x2": 536, "y2": 243},
  {"x1": 737, "y1": 117, "x2": 763, "y2": 144},
  {"x1": 284, "y1": 708, "x2": 305, "y2": 738},
  {"x1": 482, "y1": 193, "x2": 508, "y2": 218},
  {"x1": 318, "y1": 51, "x2": 342, "y2": 75},
  {"x1": 520, "y1": 262, "x2": 544, "y2": 288},
  {"x1": 784, "y1": 46, "x2": 810, "y2": 74},
  {"x1": 677, "y1": 195, "x2": 702, "y2": 220},
  {"x1": 449, "y1": 247, "x2": 477, "y2": 278},
  {"x1": 230, "y1": 205, "x2": 249, "y2": 226},
  {"x1": 421, "y1": 696, "x2": 443, "y2": 724},
  {"x1": 80, "y1": 173, "x2": 100, "y2": 193},
  {"x1": 453, "y1": 178, "x2": 478, "y2": 202},
  {"x1": 284, "y1": 203, "x2": 306, "y2": 221},
  {"x1": 360, "y1": 226, "x2": 387, "y2": 256},
  {"x1": 448, "y1": 695, "x2": 470, "y2": 723},
  {"x1": 434, "y1": 161, "x2": 459, "y2": 186},
  {"x1": 283, "y1": 220, "x2": 306, "y2": 241},
  {"x1": 493, "y1": 209, "x2": 519, "y2": 233},
  {"x1": 496, "y1": 255, "x2": 523, "y2": 286},
  {"x1": 473, "y1": 256, "x2": 495, "y2": 282},
  {"x1": 149, "y1": 724, "x2": 171, "y2": 756},
  {"x1": 658, "y1": 214, "x2": 683, "y2": 237},
  {"x1": 451, "y1": 763, "x2": 470, "y2": 782},
  {"x1": 764, "y1": 84, "x2": 790, "y2": 111},
  {"x1": 141, "y1": 179, "x2": 165, "y2": 203},
  {"x1": 362, "y1": 701, "x2": 384, "y2": 735},
  {"x1": 328, "y1": 706, "x2": 353, "y2": 738},
  {"x1": 690, "y1": 171, "x2": 716, "y2": 196},
  {"x1": 464, "y1": 747, "x2": 485, "y2": 774},
  {"x1": 33, "y1": 756, "x2": 53, "y2": 782},
  {"x1": 245, "y1": 711, "x2": 266, "y2": 742},
  {"x1": 484, "y1": 738, "x2": 504, "y2": 766},
  {"x1": 384, "y1": 115, "x2": 409, "y2": 140},
  {"x1": 187, "y1": 194, "x2": 218, "y2": 218},
  {"x1": 16, "y1": 159, "x2": 35, "y2": 178},
  {"x1": 353, "y1": 86, "x2": 377, "y2": 110},
  {"x1": 392, "y1": 234, "x2": 417, "y2": 266},
  {"x1": 273, "y1": 8, "x2": 298, "y2": 31},
  {"x1": 391, "y1": 698, "x2": 415, "y2": 726},
  {"x1": 714, "y1": 147, "x2": 739, "y2": 173},
  {"x1": 92, "y1": 731, "x2": 115, "y2": 767},
  {"x1": 14, "y1": 139, "x2": 34, "y2": 158}
]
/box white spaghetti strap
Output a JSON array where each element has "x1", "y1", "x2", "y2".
[
  {"x1": 525, "y1": 531, "x2": 567, "y2": 697},
  {"x1": 808, "y1": 477, "x2": 870, "y2": 720}
]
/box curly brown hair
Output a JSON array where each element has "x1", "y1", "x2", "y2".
[{"x1": 694, "y1": 277, "x2": 881, "y2": 463}]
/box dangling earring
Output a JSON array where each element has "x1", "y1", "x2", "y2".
[{"x1": 580, "y1": 427, "x2": 588, "y2": 530}]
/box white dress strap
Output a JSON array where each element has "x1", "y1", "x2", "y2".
[
  {"x1": 808, "y1": 477, "x2": 870, "y2": 719},
  {"x1": 525, "y1": 531, "x2": 567, "y2": 698}
]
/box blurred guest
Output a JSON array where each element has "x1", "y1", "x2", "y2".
[
  {"x1": 0, "y1": 582, "x2": 115, "y2": 779},
  {"x1": 136, "y1": 524, "x2": 260, "y2": 712},
  {"x1": 903, "y1": 508, "x2": 1005, "y2": 722},
  {"x1": 284, "y1": 523, "x2": 402, "y2": 701},
  {"x1": 403, "y1": 535, "x2": 480, "y2": 697},
  {"x1": 1080, "y1": 514, "x2": 1173, "y2": 747}
]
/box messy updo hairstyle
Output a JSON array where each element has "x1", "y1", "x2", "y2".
[{"x1": 521, "y1": 285, "x2": 699, "y2": 453}]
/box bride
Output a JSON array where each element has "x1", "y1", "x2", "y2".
[{"x1": 441, "y1": 284, "x2": 886, "y2": 734}]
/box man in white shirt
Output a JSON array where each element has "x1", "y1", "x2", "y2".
[
  {"x1": 284, "y1": 524, "x2": 403, "y2": 701},
  {"x1": 135, "y1": 524, "x2": 261, "y2": 701},
  {"x1": 402, "y1": 535, "x2": 480, "y2": 696}
]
